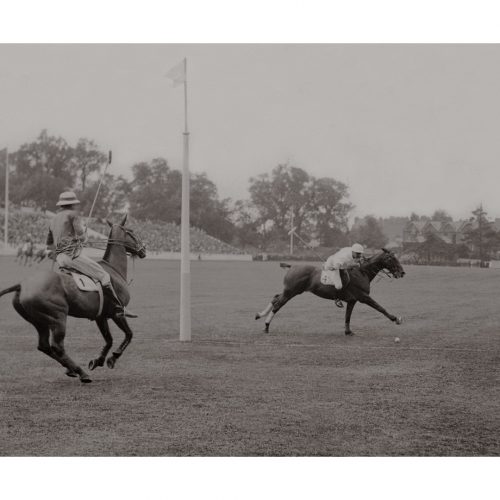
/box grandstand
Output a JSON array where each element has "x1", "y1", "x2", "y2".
[{"x1": 0, "y1": 209, "x2": 247, "y2": 257}]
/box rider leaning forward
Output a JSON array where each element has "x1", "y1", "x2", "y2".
[
  {"x1": 46, "y1": 191, "x2": 134, "y2": 318},
  {"x1": 324, "y1": 243, "x2": 364, "y2": 308}
]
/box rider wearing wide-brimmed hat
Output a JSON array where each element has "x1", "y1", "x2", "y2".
[
  {"x1": 46, "y1": 191, "x2": 134, "y2": 318},
  {"x1": 324, "y1": 243, "x2": 364, "y2": 308}
]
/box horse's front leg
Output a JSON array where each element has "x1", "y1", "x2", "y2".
[
  {"x1": 88, "y1": 317, "x2": 113, "y2": 370},
  {"x1": 344, "y1": 300, "x2": 357, "y2": 336},
  {"x1": 106, "y1": 316, "x2": 134, "y2": 368},
  {"x1": 358, "y1": 294, "x2": 402, "y2": 324}
]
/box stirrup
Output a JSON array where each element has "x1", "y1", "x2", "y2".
[{"x1": 335, "y1": 299, "x2": 344, "y2": 308}]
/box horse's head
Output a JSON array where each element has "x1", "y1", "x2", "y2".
[
  {"x1": 377, "y1": 248, "x2": 405, "y2": 278},
  {"x1": 106, "y1": 213, "x2": 147, "y2": 259}
]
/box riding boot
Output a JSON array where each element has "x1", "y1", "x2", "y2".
[{"x1": 102, "y1": 283, "x2": 126, "y2": 318}]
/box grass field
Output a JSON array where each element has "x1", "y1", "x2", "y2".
[{"x1": 0, "y1": 256, "x2": 499, "y2": 456}]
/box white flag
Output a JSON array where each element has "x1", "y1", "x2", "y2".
[{"x1": 166, "y1": 59, "x2": 186, "y2": 87}]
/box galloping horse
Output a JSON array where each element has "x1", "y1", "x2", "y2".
[
  {"x1": 255, "y1": 248, "x2": 406, "y2": 335},
  {"x1": 0, "y1": 213, "x2": 146, "y2": 383},
  {"x1": 33, "y1": 246, "x2": 53, "y2": 264}
]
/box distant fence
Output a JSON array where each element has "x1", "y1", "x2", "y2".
[{"x1": 145, "y1": 252, "x2": 253, "y2": 261}]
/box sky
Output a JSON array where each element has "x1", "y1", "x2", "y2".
[{"x1": 1, "y1": 43, "x2": 500, "y2": 221}]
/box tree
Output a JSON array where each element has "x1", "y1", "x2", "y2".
[
  {"x1": 463, "y1": 205, "x2": 500, "y2": 263},
  {"x1": 248, "y1": 163, "x2": 352, "y2": 245},
  {"x1": 12, "y1": 129, "x2": 75, "y2": 183},
  {"x1": 190, "y1": 173, "x2": 233, "y2": 242},
  {"x1": 78, "y1": 174, "x2": 130, "y2": 219},
  {"x1": 249, "y1": 164, "x2": 313, "y2": 238},
  {"x1": 309, "y1": 177, "x2": 352, "y2": 246},
  {"x1": 71, "y1": 138, "x2": 107, "y2": 192},
  {"x1": 231, "y1": 199, "x2": 271, "y2": 250},
  {"x1": 129, "y1": 158, "x2": 181, "y2": 222},
  {"x1": 350, "y1": 215, "x2": 388, "y2": 249},
  {"x1": 128, "y1": 158, "x2": 235, "y2": 241},
  {"x1": 431, "y1": 209, "x2": 453, "y2": 222},
  {"x1": 409, "y1": 212, "x2": 430, "y2": 222}
]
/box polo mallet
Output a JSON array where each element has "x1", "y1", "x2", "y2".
[
  {"x1": 87, "y1": 150, "x2": 112, "y2": 225},
  {"x1": 288, "y1": 227, "x2": 326, "y2": 263}
]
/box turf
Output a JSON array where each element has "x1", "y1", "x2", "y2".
[{"x1": 0, "y1": 257, "x2": 498, "y2": 456}]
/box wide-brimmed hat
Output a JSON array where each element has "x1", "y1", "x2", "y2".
[{"x1": 56, "y1": 191, "x2": 81, "y2": 207}]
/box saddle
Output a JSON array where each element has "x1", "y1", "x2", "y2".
[{"x1": 59, "y1": 267, "x2": 104, "y2": 318}]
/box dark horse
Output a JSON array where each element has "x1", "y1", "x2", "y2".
[
  {"x1": 255, "y1": 248, "x2": 405, "y2": 335},
  {"x1": 0, "y1": 213, "x2": 146, "y2": 383},
  {"x1": 33, "y1": 246, "x2": 54, "y2": 263}
]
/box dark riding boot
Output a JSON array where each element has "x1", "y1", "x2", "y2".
[{"x1": 102, "y1": 283, "x2": 126, "y2": 318}]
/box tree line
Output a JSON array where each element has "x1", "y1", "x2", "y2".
[
  {"x1": 3, "y1": 130, "x2": 495, "y2": 257},
  {"x1": 0, "y1": 130, "x2": 361, "y2": 249}
]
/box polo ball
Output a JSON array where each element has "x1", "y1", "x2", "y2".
[{"x1": 394, "y1": 337, "x2": 400, "y2": 343}]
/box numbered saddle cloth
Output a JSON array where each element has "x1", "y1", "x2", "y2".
[
  {"x1": 60, "y1": 268, "x2": 104, "y2": 318},
  {"x1": 320, "y1": 269, "x2": 350, "y2": 288},
  {"x1": 321, "y1": 270, "x2": 338, "y2": 286}
]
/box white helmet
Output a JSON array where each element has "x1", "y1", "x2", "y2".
[{"x1": 351, "y1": 243, "x2": 364, "y2": 254}]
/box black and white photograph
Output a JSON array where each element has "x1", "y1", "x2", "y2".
[{"x1": 1, "y1": 2, "x2": 499, "y2": 497}]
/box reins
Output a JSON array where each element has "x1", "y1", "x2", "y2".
[
  {"x1": 359, "y1": 254, "x2": 396, "y2": 283},
  {"x1": 85, "y1": 236, "x2": 144, "y2": 286}
]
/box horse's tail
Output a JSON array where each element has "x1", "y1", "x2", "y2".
[
  {"x1": 0, "y1": 284, "x2": 21, "y2": 298},
  {"x1": 279, "y1": 262, "x2": 292, "y2": 269}
]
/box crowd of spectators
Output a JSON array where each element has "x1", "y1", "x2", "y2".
[
  {"x1": 89, "y1": 217, "x2": 244, "y2": 254},
  {"x1": 0, "y1": 210, "x2": 244, "y2": 255},
  {"x1": 0, "y1": 210, "x2": 49, "y2": 247}
]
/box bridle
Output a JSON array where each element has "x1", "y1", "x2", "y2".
[
  {"x1": 361, "y1": 251, "x2": 402, "y2": 281},
  {"x1": 86, "y1": 226, "x2": 146, "y2": 285},
  {"x1": 87, "y1": 226, "x2": 146, "y2": 257}
]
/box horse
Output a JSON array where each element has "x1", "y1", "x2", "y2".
[
  {"x1": 0, "y1": 213, "x2": 146, "y2": 383},
  {"x1": 33, "y1": 246, "x2": 53, "y2": 264},
  {"x1": 255, "y1": 248, "x2": 406, "y2": 335},
  {"x1": 15, "y1": 241, "x2": 34, "y2": 266}
]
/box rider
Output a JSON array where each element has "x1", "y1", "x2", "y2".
[
  {"x1": 46, "y1": 191, "x2": 134, "y2": 318},
  {"x1": 22, "y1": 233, "x2": 33, "y2": 253},
  {"x1": 324, "y1": 243, "x2": 364, "y2": 308}
]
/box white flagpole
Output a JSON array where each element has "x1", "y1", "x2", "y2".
[
  {"x1": 4, "y1": 148, "x2": 9, "y2": 250},
  {"x1": 180, "y1": 57, "x2": 191, "y2": 342}
]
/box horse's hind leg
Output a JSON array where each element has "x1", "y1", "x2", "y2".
[
  {"x1": 88, "y1": 317, "x2": 113, "y2": 370},
  {"x1": 50, "y1": 319, "x2": 92, "y2": 383},
  {"x1": 261, "y1": 290, "x2": 296, "y2": 333},
  {"x1": 255, "y1": 294, "x2": 280, "y2": 320},
  {"x1": 106, "y1": 316, "x2": 134, "y2": 369},
  {"x1": 12, "y1": 295, "x2": 75, "y2": 376},
  {"x1": 36, "y1": 325, "x2": 79, "y2": 376}
]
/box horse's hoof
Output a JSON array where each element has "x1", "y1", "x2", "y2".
[
  {"x1": 88, "y1": 359, "x2": 103, "y2": 370},
  {"x1": 106, "y1": 357, "x2": 116, "y2": 369},
  {"x1": 345, "y1": 331, "x2": 354, "y2": 336},
  {"x1": 80, "y1": 376, "x2": 92, "y2": 383},
  {"x1": 255, "y1": 313, "x2": 260, "y2": 320},
  {"x1": 65, "y1": 369, "x2": 78, "y2": 378},
  {"x1": 395, "y1": 317, "x2": 403, "y2": 325}
]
